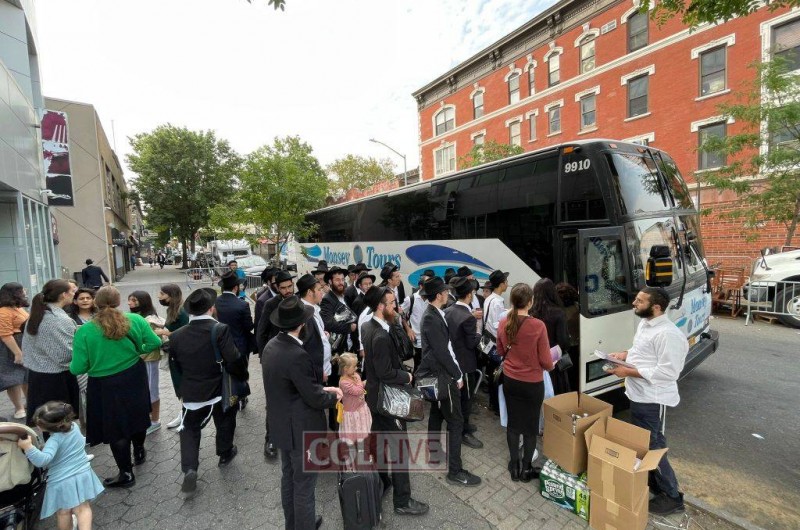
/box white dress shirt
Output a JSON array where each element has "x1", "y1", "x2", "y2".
[
  {"x1": 357, "y1": 308, "x2": 373, "y2": 351},
  {"x1": 302, "y1": 298, "x2": 331, "y2": 377},
  {"x1": 483, "y1": 292, "x2": 506, "y2": 338},
  {"x1": 404, "y1": 291, "x2": 427, "y2": 348},
  {"x1": 624, "y1": 314, "x2": 689, "y2": 407}
]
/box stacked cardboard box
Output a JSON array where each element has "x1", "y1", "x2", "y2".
[
  {"x1": 542, "y1": 392, "x2": 613, "y2": 475},
  {"x1": 539, "y1": 459, "x2": 590, "y2": 521},
  {"x1": 584, "y1": 417, "x2": 668, "y2": 530}
]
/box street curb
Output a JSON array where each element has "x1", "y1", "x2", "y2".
[{"x1": 685, "y1": 494, "x2": 769, "y2": 530}]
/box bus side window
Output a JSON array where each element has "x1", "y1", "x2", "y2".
[{"x1": 584, "y1": 237, "x2": 630, "y2": 315}]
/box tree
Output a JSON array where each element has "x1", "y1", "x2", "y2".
[
  {"x1": 642, "y1": 0, "x2": 798, "y2": 27},
  {"x1": 327, "y1": 155, "x2": 395, "y2": 196},
  {"x1": 127, "y1": 125, "x2": 240, "y2": 268},
  {"x1": 217, "y1": 136, "x2": 328, "y2": 264},
  {"x1": 457, "y1": 140, "x2": 524, "y2": 168},
  {"x1": 698, "y1": 56, "x2": 800, "y2": 245}
]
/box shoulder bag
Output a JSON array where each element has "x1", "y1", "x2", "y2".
[
  {"x1": 211, "y1": 323, "x2": 251, "y2": 413},
  {"x1": 377, "y1": 383, "x2": 425, "y2": 422}
]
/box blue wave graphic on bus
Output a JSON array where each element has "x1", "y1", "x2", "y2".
[
  {"x1": 300, "y1": 245, "x2": 322, "y2": 263},
  {"x1": 406, "y1": 244, "x2": 491, "y2": 269},
  {"x1": 408, "y1": 267, "x2": 491, "y2": 287}
]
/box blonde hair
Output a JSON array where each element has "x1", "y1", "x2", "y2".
[
  {"x1": 94, "y1": 286, "x2": 131, "y2": 340},
  {"x1": 339, "y1": 352, "x2": 358, "y2": 373}
]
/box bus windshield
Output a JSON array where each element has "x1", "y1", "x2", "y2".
[{"x1": 606, "y1": 152, "x2": 670, "y2": 215}]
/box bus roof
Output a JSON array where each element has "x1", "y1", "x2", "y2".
[{"x1": 311, "y1": 138, "x2": 665, "y2": 214}]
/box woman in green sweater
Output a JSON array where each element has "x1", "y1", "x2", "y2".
[{"x1": 71, "y1": 286, "x2": 161, "y2": 489}]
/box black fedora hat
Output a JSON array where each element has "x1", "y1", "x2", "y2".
[
  {"x1": 422, "y1": 269, "x2": 435, "y2": 278},
  {"x1": 488, "y1": 270, "x2": 510, "y2": 288},
  {"x1": 184, "y1": 287, "x2": 217, "y2": 316},
  {"x1": 444, "y1": 268, "x2": 456, "y2": 284},
  {"x1": 311, "y1": 260, "x2": 329, "y2": 275},
  {"x1": 482, "y1": 280, "x2": 493, "y2": 290},
  {"x1": 219, "y1": 271, "x2": 246, "y2": 291},
  {"x1": 347, "y1": 264, "x2": 357, "y2": 274},
  {"x1": 270, "y1": 295, "x2": 315, "y2": 330},
  {"x1": 380, "y1": 262, "x2": 398, "y2": 281},
  {"x1": 419, "y1": 276, "x2": 448, "y2": 298},
  {"x1": 274, "y1": 270, "x2": 295, "y2": 285},
  {"x1": 296, "y1": 273, "x2": 318, "y2": 295},
  {"x1": 324, "y1": 265, "x2": 347, "y2": 283},
  {"x1": 451, "y1": 276, "x2": 474, "y2": 299},
  {"x1": 355, "y1": 271, "x2": 376, "y2": 288},
  {"x1": 456, "y1": 266, "x2": 473, "y2": 278},
  {"x1": 260, "y1": 267, "x2": 278, "y2": 283},
  {"x1": 355, "y1": 262, "x2": 369, "y2": 273}
]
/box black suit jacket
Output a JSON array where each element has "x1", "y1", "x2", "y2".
[
  {"x1": 320, "y1": 291, "x2": 355, "y2": 355},
  {"x1": 444, "y1": 303, "x2": 481, "y2": 374},
  {"x1": 215, "y1": 292, "x2": 255, "y2": 355},
  {"x1": 418, "y1": 304, "x2": 462, "y2": 382},
  {"x1": 254, "y1": 287, "x2": 275, "y2": 329},
  {"x1": 256, "y1": 294, "x2": 284, "y2": 354},
  {"x1": 262, "y1": 333, "x2": 338, "y2": 451},
  {"x1": 81, "y1": 265, "x2": 109, "y2": 288},
  {"x1": 301, "y1": 311, "x2": 325, "y2": 384},
  {"x1": 169, "y1": 319, "x2": 249, "y2": 403},
  {"x1": 343, "y1": 284, "x2": 358, "y2": 309},
  {"x1": 361, "y1": 319, "x2": 410, "y2": 412}
]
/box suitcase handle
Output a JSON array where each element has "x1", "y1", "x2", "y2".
[{"x1": 356, "y1": 490, "x2": 362, "y2": 523}]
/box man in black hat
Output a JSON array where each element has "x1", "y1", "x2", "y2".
[
  {"x1": 311, "y1": 260, "x2": 329, "y2": 294},
  {"x1": 350, "y1": 270, "x2": 376, "y2": 319},
  {"x1": 256, "y1": 269, "x2": 296, "y2": 460},
  {"x1": 361, "y1": 286, "x2": 429, "y2": 517},
  {"x1": 344, "y1": 262, "x2": 368, "y2": 308},
  {"x1": 417, "y1": 277, "x2": 481, "y2": 487},
  {"x1": 215, "y1": 271, "x2": 255, "y2": 361},
  {"x1": 262, "y1": 296, "x2": 343, "y2": 530},
  {"x1": 445, "y1": 277, "x2": 484, "y2": 449},
  {"x1": 169, "y1": 288, "x2": 249, "y2": 496},
  {"x1": 484, "y1": 270, "x2": 510, "y2": 414},
  {"x1": 379, "y1": 262, "x2": 414, "y2": 344},
  {"x1": 297, "y1": 273, "x2": 329, "y2": 385},
  {"x1": 456, "y1": 266, "x2": 485, "y2": 315},
  {"x1": 254, "y1": 267, "x2": 279, "y2": 326}
]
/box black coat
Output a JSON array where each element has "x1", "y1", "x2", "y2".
[
  {"x1": 256, "y1": 294, "x2": 284, "y2": 354},
  {"x1": 361, "y1": 319, "x2": 411, "y2": 412},
  {"x1": 343, "y1": 284, "x2": 358, "y2": 309},
  {"x1": 320, "y1": 291, "x2": 356, "y2": 355},
  {"x1": 215, "y1": 292, "x2": 255, "y2": 355},
  {"x1": 444, "y1": 303, "x2": 481, "y2": 374},
  {"x1": 81, "y1": 265, "x2": 109, "y2": 288},
  {"x1": 254, "y1": 287, "x2": 275, "y2": 329},
  {"x1": 262, "y1": 333, "x2": 338, "y2": 451},
  {"x1": 418, "y1": 304, "x2": 462, "y2": 383},
  {"x1": 301, "y1": 311, "x2": 325, "y2": 384},
  {"x1": 169, "y1": 319, "x2": 249, "y2": 403}
]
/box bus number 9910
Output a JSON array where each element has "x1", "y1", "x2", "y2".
[{"x1": 564, "y1": 159, "x2": 591, "y2": 173}]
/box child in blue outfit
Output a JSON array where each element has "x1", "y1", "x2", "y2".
[{"x1": 17, "y1": 401, "x2": 104, "y2": 530}]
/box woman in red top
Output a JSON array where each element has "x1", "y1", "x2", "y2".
[{"x1": 497, "y1": 283, "x2": 554, "y2": 482}]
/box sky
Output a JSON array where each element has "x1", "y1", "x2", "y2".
[{"x1": 36, "y1": 0, "x2": 556, "y2": 180}]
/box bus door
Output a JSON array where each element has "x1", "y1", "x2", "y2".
[
  {"x1": 577, "y1": 227, "x2": 635, "y2": 394},
  {"x1": 554, "y1": 229, "x2": 580, "y2": 391}
]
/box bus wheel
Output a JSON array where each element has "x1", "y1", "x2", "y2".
[{"x1": 776, "y1": 287, "x2": 800, "y2": 328}]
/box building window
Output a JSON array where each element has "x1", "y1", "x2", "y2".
[
  {"x1": 528, "y1": 68, "x2": 535, "y2": 96},
  {"x1": 473, "y1": 92, "x2": 484, "y2": 119},
  {"x1": 700, "y1": 46, "x2": 726, "y2": 96},
  {"x1": 473, "y1": 134, "x2": 485, "y2": 147},
  {"x1": 529, "y1": 115, "x2": 537, "y2": 140},
  {"x1": 548, "y1": 54, "x2": 560, "y2": 87},
  {"x1": 508, "y1": 73, "x2": 520, "y2": 104},
  {"x1": 548, "y1": 106, "x2": 561, "y2": 135},
  {"x1": 509, "y1": 121, "x2": 521, "y2": 146},
  {"x1": 628, "y1": 11, "x2": 648, "y2": 52},
  {"x1": 580, "y1": 37, "x2": 596, "y2": 73},
  {"x1": 580, "y1": 94, "x2": 597, "y2": 129},
  {"x1": 773, "y1": 19, "x2": 800, "y2": 71},
  {"x1": 698, "y1": 123, "x2": 726, "y2": 169},
  {"x1": 434, "y1": 107, "x2": 455, "y2": 136},
  {"x1": 434, "y1": 144, "x2": 456, "y2": 176},
  {"x1": 627, "y1": 75, "x2": 649, "y2": 117}
]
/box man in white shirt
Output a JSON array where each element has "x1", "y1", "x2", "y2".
[
  {"x1": 608, "y1": 287, "x2": 688, "y2": 516},
  {"x1": 401, "y1": 272, "x2": 432, "y2": 372},
  {"x1": 483, "y1": 270, "x2": 509, "y2": 414}
]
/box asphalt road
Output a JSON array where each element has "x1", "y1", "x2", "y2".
[{"x1": 647, "y1": 316, "x2": 800, "y2": 529}]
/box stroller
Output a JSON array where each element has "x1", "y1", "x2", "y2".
[{"x1": 0, "y1": 422, "x2": 45, "y2": 530}]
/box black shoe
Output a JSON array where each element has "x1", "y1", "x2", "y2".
[
  {"x1": 133, "y1": 446, "x2": 146, "y2": 466},
  {"x1": 240, "y1": 397, "x2": 248, "y2": 411},
  {"x1": 104, "y1": 471, "x2": 135, "y2": 488},
  {"x1": 446, "y1": 469, "x2": 482, "y2": 486},
  {"x1": 394, "y1": 498, "x2": 429, "y2": 516},
  {"x1": 520, "y1": 466, "x2": 540, "y2": 483},
  {"x1": 218, "y1": 445, "x2": 238, "y2": 467},
  {"x1": 508, "y1": 461, "x2": 520, "y2": 482},
  {"x1": 315, "y1": 515, "x2": 323, "y2": 528},
  {"x1": 181, "y1": 469, "x2": 197, "y2": 494},
  {"x1": 464, "y1": 424, "x2": 477, "y2": 434},
  {"x1": 650, "y1": 493, "x2": 685, "y2": 515},
  {"x1": 264, "y1": 442, "x2": 277, "y2": 460},
  {"x1": 461, "y1": 433, "x2": 484, "y2": 449}
]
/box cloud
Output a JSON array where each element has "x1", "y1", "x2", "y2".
[{"x1": 36, "y1": 0, "x2": 556, "y2": 179}]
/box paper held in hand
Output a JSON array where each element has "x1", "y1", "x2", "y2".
[{"x1": 593, "y1": 350, "x2": 636, "y2": 369}]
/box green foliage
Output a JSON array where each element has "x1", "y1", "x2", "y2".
[
  {"x1": 457, "y1": 140, "x2": 524, "y2": 168},
  {"x1": 246, "y1": 0, "x2": 285, "y2": 11},
  {"x1": 698, "y1": 56, "x2": 800, "y2": 245},
  {"x1": 327, "y1": 155, "x2": 396, "y2": 196},
  {"x1": 643, "y1": 0, "x2": 798, "y2": 27},
  {"x1": 126, "y1": 124, "x2": 240, "y2": 267},
  {"x1": 221, "y1": 136, "x2": 328, "y2": 261}
]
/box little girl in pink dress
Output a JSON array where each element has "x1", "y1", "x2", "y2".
[{"x1": 338, "y1": 353, "x2": 372, "y2": 444}]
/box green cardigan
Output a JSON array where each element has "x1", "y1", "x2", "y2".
[{"x1": 70, "y1": 312, "x2": 162, "y2": 378}]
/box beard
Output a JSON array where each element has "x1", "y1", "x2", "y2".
[{"x1": 634, "y1": 305, "x2": 654, "y2": 318}]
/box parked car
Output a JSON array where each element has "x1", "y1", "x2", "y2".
[
  {"x1": 746, "y1": 248, "x2": 800, "y2": 328},
  {"x1": 236, "y1": 255, "x2": 269, "y2": 277}
]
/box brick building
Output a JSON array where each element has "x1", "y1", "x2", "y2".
[{"x1": 411, "y1": 0, "x2": 799, "y2": 262}]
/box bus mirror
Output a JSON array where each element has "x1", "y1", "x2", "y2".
[{"x1": 645, "y1": 245, "x2": 673, "y2": 287}]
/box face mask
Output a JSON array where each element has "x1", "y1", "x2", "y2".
[{"x1": 158, "y1": 299, "x2": 170, "y2": 307}]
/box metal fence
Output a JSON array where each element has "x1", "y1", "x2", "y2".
[{"x1": 745, "y1": 279, "x2": 800, "y2": 326}]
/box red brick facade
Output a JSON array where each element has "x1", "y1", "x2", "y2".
[{"x1": 412, "y1": 0, "x2": 797, "y2": 263}]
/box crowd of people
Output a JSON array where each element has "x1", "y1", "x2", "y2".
[{"x1": 0, "y1": 255, "x2": 689, "y2": 529}]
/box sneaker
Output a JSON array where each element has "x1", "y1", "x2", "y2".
[
  {"x1": 461, "y1": 433, "x2": 484, "y2": 449},
  {"x1": 649, "y1": 492, "x2": 685, "y2": 516},
  {"x1": 13, "y1": 409, "x2": 25, "y2": 420},
  {"x1": 166, "y1": 415, "x2": 182, "y2": 429},
  {"x1": 181, "y1": 469, "x2": 198, "y2": 495},
  {"x1": 146, "y1": 421, "x2": 161, "y2": 435},
  {"x1": 446, "y1": 469, "x2": 482, "y2": 486}
]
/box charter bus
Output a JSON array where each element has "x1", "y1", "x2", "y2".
[{"x1": 298, "y1": 139, "x2": 720, "y2": 396}]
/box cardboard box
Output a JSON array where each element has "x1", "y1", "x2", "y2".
[
  {"x1": 542, "y1": 392, "x2": 613, "y2": 474},
  {"x1": 584, "y1": 416, "x2": 668, "y2": 510},
  {"x1": 590, "y1": 490, "x2": 648, "y2": 530},
  {"x1": 539, "y1": 459, "x2": 590, "y2": 521}
]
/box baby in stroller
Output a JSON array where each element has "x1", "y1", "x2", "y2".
[
  {"x1": 0, "y1": 421, "x2": 45, "y2": 529},
  {"x1": 15, "y1": 402, "x2": 103, "y2": 530}
]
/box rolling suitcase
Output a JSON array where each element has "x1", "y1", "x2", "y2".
[{"x1": 338, "y1": 459, "x2": 382, "y2": 529}]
